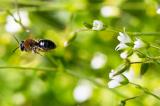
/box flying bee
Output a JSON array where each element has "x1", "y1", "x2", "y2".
[{"x1": 13, "y1": 36, "x2": 56, "y2": 54}]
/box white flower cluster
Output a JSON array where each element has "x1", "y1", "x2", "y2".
[
  {"x1": 108, "y1": 70, "x2": 128, "y2": 88},
  {"x1": 107, "y1": 32, "x2": 149, "y2": 88},
  {"x1": 115, "y1": 32, "x2": 148, "y2": 59}
]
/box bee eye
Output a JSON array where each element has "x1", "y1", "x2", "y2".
[{"x1": 20, "y1": 41, "x2": 25, "y2": 51}]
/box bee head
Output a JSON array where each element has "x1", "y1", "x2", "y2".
[{"x1": 20, "y1": 41, "x2": 25, "y2": 51}]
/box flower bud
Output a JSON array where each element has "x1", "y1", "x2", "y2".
[
  {"x1": 92, "y1": 20, "x2": 104, "y2": 31},
  {"x1": 113, "y1": 62, "x2": 130, "y2": 77},
  {"x1": 64, "y1": 32, "x2": 77, "y2": 47},
  {"x1": 133, "y1": 38, "x2": 149, "y2": 49},
  {"x1": 108, "y1": 74, "x2": 129, "y2": 88}
]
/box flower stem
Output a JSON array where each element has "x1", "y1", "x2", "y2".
[
  {"x1": 127, "y1": 32, "x2": 160, "y2": 36},
  {"x1": 130, "y1": 82, "x2": 160, "y2": 101},
  {"x1": 150, "y1": 44, "x2": 160, "y2": 50},
  {"x1": 122, "y1": 96, "x2": 139, "y2": 102},
  {"x1": 105, "y1": 27, "x2": 160, "y2": 36},
  {"x1": 119, "y1": 96, "x2": 140, "y2": 106}
]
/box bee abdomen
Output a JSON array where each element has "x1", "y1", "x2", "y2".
[{"x1": 38, "y1": 40, "x2": 56, "y2": 50}]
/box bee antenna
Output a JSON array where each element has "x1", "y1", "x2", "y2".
[
  {"x1": 11, "y1": 46, "x2": 19, "y2": 54},
  {"x1": 13, "y1": 34, "x2": 20, "y2": 44}
]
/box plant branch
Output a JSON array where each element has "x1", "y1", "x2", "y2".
[
  {"x1": 119, "y1": 96, "x2": 140, "y2": 106},
  {"x1": 130, "y1": 82, "x2": 160, "y2": 101}
]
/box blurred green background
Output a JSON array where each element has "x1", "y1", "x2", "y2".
[{"x1": 0, "y1": 0, "x2": 160, "y2": 106}]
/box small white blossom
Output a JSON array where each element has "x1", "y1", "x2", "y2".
[
  {"x1": 73, "y1": 80, "x2": 93, "y2": 103},
  {"x1": 108, "y1": 70, "x2": 129, "y2": 88},
  {"x1": 115, "y1": 43, "x2": 129, "y2": 51},
  {"x1": 157, "y1": 7, "x2": 160, "y2": 14},
  {"x1": 133, "y1": 38, "x2": 147, "y2": 49},
  {"x1": 100, "y1": 6, "x2": 120, "y2": 17},
  {"x1": 92, "y1": 20, "x2": 104, "y2": 31},
  {"x1": 108, "y1": 79, "x2": 121, "y2": 88},
  {"x1": 117, "y1": 32, "x2": 131, "y2": 43},
  {"x1": 120, "y1": 51, "x2": 129, "y2": 59},
  {"x1": 115, "y1": 32, "x2": 132, "y2": 51},
  {"x1": 91, "y1": 52, "x2": 107, "y2": 69},
  {"x1": 108, "y1": 73, "x2": 128, "y2": 88}
]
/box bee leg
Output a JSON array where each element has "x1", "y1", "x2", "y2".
[
  {"x1": 36, "y1": 52, "x2": 43, "y2": 56},
  {"x1": 33, "y1": 48, "x2": 43, "y2": 56}
]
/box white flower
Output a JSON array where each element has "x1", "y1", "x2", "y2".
[
  {"x1": 92, "y1": 20, "x2": 104, "y2": 31},
  {"x1": 91, "y1": 52, "x2": 107, "y2": 69},
  {"x1": 156, "y1": 7, "x2": 160, "y2": 14},
  {"x1": 108, "y1": 70, "x2": 129, "y2": 88},
  {"x1": 73, "y1": 80, "x2": 93, "y2": 103},
  {"x1": 115, "y1": 32, "x2": 133, "y2": 59},
  {"x1": 117, "y1": 32, "x2": 131, "y2": 43},
  {"x1": 108, "y1": 79, "x2": 121, "y2": 88},
  {"x1": 120, "y1": 51, "x2": 129, "y2": 59},
  {"x1": 115, "y1": 32, "x2": 132, "y2": 51},
  {"x1": 115, "y1": 43, "x2": 129, "y2": 51},
  {"x1": 108, "y1": 74, "x2": 128, "y2": 88},
  {"x1": 133, "y1": 38, "x2": 148, "y2": 49},
  {"x1": 109, "y1": 69, "x2": 116, "y2": 79},
  {"x1": 100, "y1": 6, "x2": 120, "y2": 17}
]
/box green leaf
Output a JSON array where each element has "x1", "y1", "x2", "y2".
[
  {"x1": 83, "y1": 22, "x2": 92, "y2": 29},
  {"x1": 114, "y1": 62, "x2": 130, "y2": 76},
  {"x1": 126, "y1": 43, "x2": 134, "y2": 47},
  {"x1": 119, "y1": 101, "x2": 126, "y2": 106},
  {"x1": 120, "y1": 74, "x2": 129, "y2": 85},
  {"x1": 136, "y1": 52, "x2": 146, "y2": 58},
  {"x1": 66, "y1": 32, "x2": 77, "y2": 46},
  {"x1": 140, "y1": 63, "x2": 149, "y2": 76}
]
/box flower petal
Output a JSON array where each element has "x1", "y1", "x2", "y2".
[
  {"x1": 133, "y1": 38, "x2": 147, "y2": 49},
  {"x1": 120, "y1": 51, "x2": 129, "y2": 59},
  {"x1": 109, "y1": 70, "x2": 116, "y2": 79},
  {"x1": 108, "y1": 80, "x2": 121, "y2": 88},
  {"x1": 117, "y1": 32, "x2": 131, "y2": 43},
  {"x1": 115, "y1": 43, "x2": 129, "y2": 51}
]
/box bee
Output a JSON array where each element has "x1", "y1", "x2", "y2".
[{"x1": 13, "y1": 36, "x2": 56, "y2": 54}]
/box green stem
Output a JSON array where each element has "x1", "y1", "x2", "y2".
[
  {"x1": 127, "y1": 32, "x2": 160, "y2": 36},
  {"x1": 77, "y1": 27, "x2": 160, "y2": 36},
  {"x1": 0, "y1": 66, "x2": 56, "y2": 71},
  {"x1": 130, "y1": 82, "x2": 160, "y2": 101},
  {"x1": 105, "y1": 27, "x2": 160, "y2": 35},
  {"x1": 130, "y1": 61, "x2": 143, "y2": 64},
  {"x1": 150, "y1": 44, "x2": 160, "y2": 50},
  {"x1": 135, "y1": 50, "x2": 160, "y2": 61},
  {"x1": 122, "y1": 96, "x2": 139, "y2": 102},
  {"x1": 129, "y1": 60, "x2": 153, "y2": 64}
]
